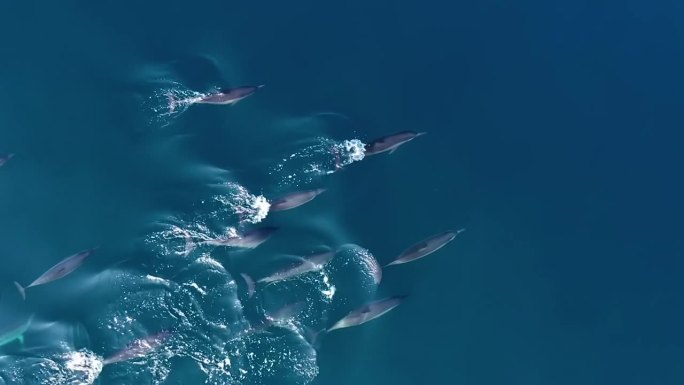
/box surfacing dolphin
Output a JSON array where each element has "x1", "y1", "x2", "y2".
[
  {"x1": 103, "y1": 331, "x2": 171, "y2": 365},
  {"x1": 327, "y1": 296, "x2": 407, "y2": 332},
  {"x1": 364, "y1": 131, "x2": 426, "y2": 156},
  {"x1": 204, "y1": 226, "x2": 278, "y2": 249},
  {"x1": 0, "y1": 153, "x2": 14, "y2": 167},
  {"x1": 197, "y1": 85, "x2": 264, "y2": 105},
  {"x1": 14, "y1": 247, "x2": 98, "y2": 300},
  {"x1": 269, "y1": 188, "x2": 327, "y2": 211},
  {"x1": 385, "y1": 229, "x2": 465, "y2": 267}
]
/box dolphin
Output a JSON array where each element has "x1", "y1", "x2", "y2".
[
  {"x1": 327, "y1": 296, "x2": 407, "y2": 332},
  {"x1": 364, "y1": 131, "x2": 426, "y2": 156},
  {"x1": 196, "y1": 85, "x2": 264, "y2": 105},
  {"x1": 204, "y1": 226, "x2": 278, "y2": 249},
  {"x1": 269, "y1": 188, "x2": 327, "y2": 211},
  {"x1": 0, "y1": 314, "x2": 33, "y2": 348},
  {"x1": 258, "y1": 251, "x2": 335, "y2": 284},
  {"x1": 0, "y1": 153, "x2": 14, "y2": 167},
  {"x1": 103, "y1": 331, "x2": 170, "y2": 365},
  {"x1": 15, "y1": 247, "x2": 98, "y2": 299},
  {"x1": 386, "y1": 229, "x2": 464, "y2": 267}
]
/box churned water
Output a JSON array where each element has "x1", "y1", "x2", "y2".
[{"x1": 2, "y1": 1, "x2": 684, "y2": 385}]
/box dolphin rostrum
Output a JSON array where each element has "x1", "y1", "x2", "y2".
[
  {"x1": 204, "y1": 226, "x2": 278, "y2": 249},
  {"x1": 386, "y1": 229, "x2": 464, "y2": 267},
  {"x1": 14, "y1": 247, "x2": 98, "y2": 300},
  {"x1": 0, "y1": 153, "x2": 14, "y2": 167},
  {"x1": 327, "y1": 296, "x2": 407, "y2": 332},
  {"x1": 258, "y1": 250, "x2": 335, "y2": 284},
  {"x1": 269, "y1": 188, "x2": 327, "y2": 211},
  {"x1": 364, "y1": 131, "x2": 426, "y2": 156},
  {"x1": 103, "y1": 331, "x2": 171, "y2": 365},
  {"x1": 197, "y1": 85, "x2": 264, "y2": 105}
]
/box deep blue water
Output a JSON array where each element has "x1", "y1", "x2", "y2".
[{"x1": 1, "y1": 0, "x2": 683, "y2": 384}]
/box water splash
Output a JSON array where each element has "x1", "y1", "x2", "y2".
[
  {"x1": 270, "y1": 137, "x2": 366, "y2": 189},
  {"x1": 144, "y1": 81, "x2": 208, "y2": 127}
]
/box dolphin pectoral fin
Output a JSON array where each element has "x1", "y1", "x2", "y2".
[
  {"x1": 17, "y1": 335, "x2": 24, "y2": 346},
  {"x1": 388, "y1": 147, "x2": 398, "y2": 155}
]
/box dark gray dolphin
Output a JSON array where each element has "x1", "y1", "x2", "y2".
[
  {"x1": 197, "y1": 85, "x2": 264, "y2": 105},
  {"x1": 205, "y1": 226, "x2": 278, "y2": 249},
  {"x1": 269, "y1": 188, "x2": 326, "y2": 211},
  {"x1": 258, "y1": 250, "x2": 335, "y2": 284},
  {"x1": 15, "y1": 247, "x2": 98, "y2": 299},
  {"x1": 327, "y1": 296, "x2": 407, "y2": 332},
  {"x1": 0, "y1": 153, "x2": 14, "y2": 167},
  {"x1": 364, "y1": 131, "x2": 426, "y2": 156},
  {"x1": 386, "y1": 229, "x2": 464, "y2": 267},
  {"x1": 103, "y1": 331, "x2": 171, "y2": 365}
]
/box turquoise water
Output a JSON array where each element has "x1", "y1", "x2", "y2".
[{"x1": 1, "y1": 1, "x2": 684, "y2": 384}]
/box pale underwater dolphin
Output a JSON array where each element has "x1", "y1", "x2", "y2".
[
  {"x1": 257, "y1": 250, "x2": 335, "y2": 284},
  {"x1": 197, "y1": 85, "x2": 264, "y2": 105},
  {"x1": 0, "y1": 153, "x2": 14, "y2": 167},
  {"x1": 15, "y1": 247, "x2": 98, "y2": 300},
  {"x1": 386, "y1": 229, "x2": 465, "y2": 267},
  {"x1": 269, "y1": 188, "x2": 327, "y2": 211},
  {"x1": 0, "y1": 314, "x2": 33, "y2": 348},
  {"x1": 327, "y1": 296, "x2": 407, "y2": 332},
  {"x1": 204, "y1": 226, "x2": 278, "y2": 249},
  {"x1": 364, "y1": 131, "x2": 426, "y2": 156},
  {"x1": 103, "y1": 331, "x2": 171, "y2": 365}
]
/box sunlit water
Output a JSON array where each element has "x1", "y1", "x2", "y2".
[{"x1": 0, "y1": 66, "x2": 381, "y2": 385}]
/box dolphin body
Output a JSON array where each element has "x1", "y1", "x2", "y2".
[
  {"x1": 269, "y1": 189, "x2": 326, "y2": 211},
  {"x1": 205, "y1": 227, "x2": 278, "y2": 249},
  {"x1": 364, "y1": 131, "x2": 426, "y2": 156},
  {"x1": 386, "y1": 229, "x2": 465, "y2": 267},
  {"x1": 0, "y1": 314, "x2": 33, "y2": 348},
  {"x1": 15, "y1": 247, "x2": 97, "y2": 299},
  {"x1": 103, "y1": 331, "x2": 170, "y2": 365},
  {"x1": 196, "y1": 85, "x2": 264, "y2": 105},
  {"x1": 327, "y1": 296, "x2": 407, "y2": 332},
  {"x1": 258, "y1": 251, "x2": 335, "y2": 284}
]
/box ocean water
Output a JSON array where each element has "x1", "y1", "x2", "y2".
[{"x1": 1, "y1": 0, "x2": 684, "y2": 384}]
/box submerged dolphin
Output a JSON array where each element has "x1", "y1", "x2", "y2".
[
  {"x1": 364, "y1": 131, "x2": 426, "y2": 156},
  {"x1": 0, "y1": 314, "x2": 33, "y2": 348},
  {"x1": 0, "y1": 153, "x2": 14, "y2": 167},
  {"x1": 258, "y1": 251, "x2": 335, "y2": 284},
  {"x1": 327, "y1": 296, "x2": 407, "y2": 332},
  {"x1": 103, "y1": 331, "x2": 170, "y2": 365},
  {"x1": 269, "y1": 188, "x2": 326, "y2": 211},
  {"x1": 15, "y1": 247, "x2": 98, "y2": 299},
  {"x1": 386, "y1": 229, "x2": 464, "y2": 267},
  {"x1": 205, "y1": 226, "x2": 278, "y2": 249},
  {"x1": 197, "y1": 85, "x2": 264, "y2": 105}
]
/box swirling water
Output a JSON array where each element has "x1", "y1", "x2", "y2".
[{"x1": 5, "y1": 1, "x2": 681, "y2": 385}]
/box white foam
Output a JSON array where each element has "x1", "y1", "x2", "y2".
[{"x1": 340, "y1": 139, "x2": 366, "y2": 162}]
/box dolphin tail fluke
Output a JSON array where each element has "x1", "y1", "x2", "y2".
[
  {"x1": 166, "y1": 92, "x2": 178, "y2": 113},
  {"x1": 240, "y1": 273, "x2": 256, "y2": 298},
  {"x1": 303, "y1": 326, "x2": 326, "y2": 349},
  {"x1": 13, "y1": 282, "x2": 26, "y2": 301}
]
